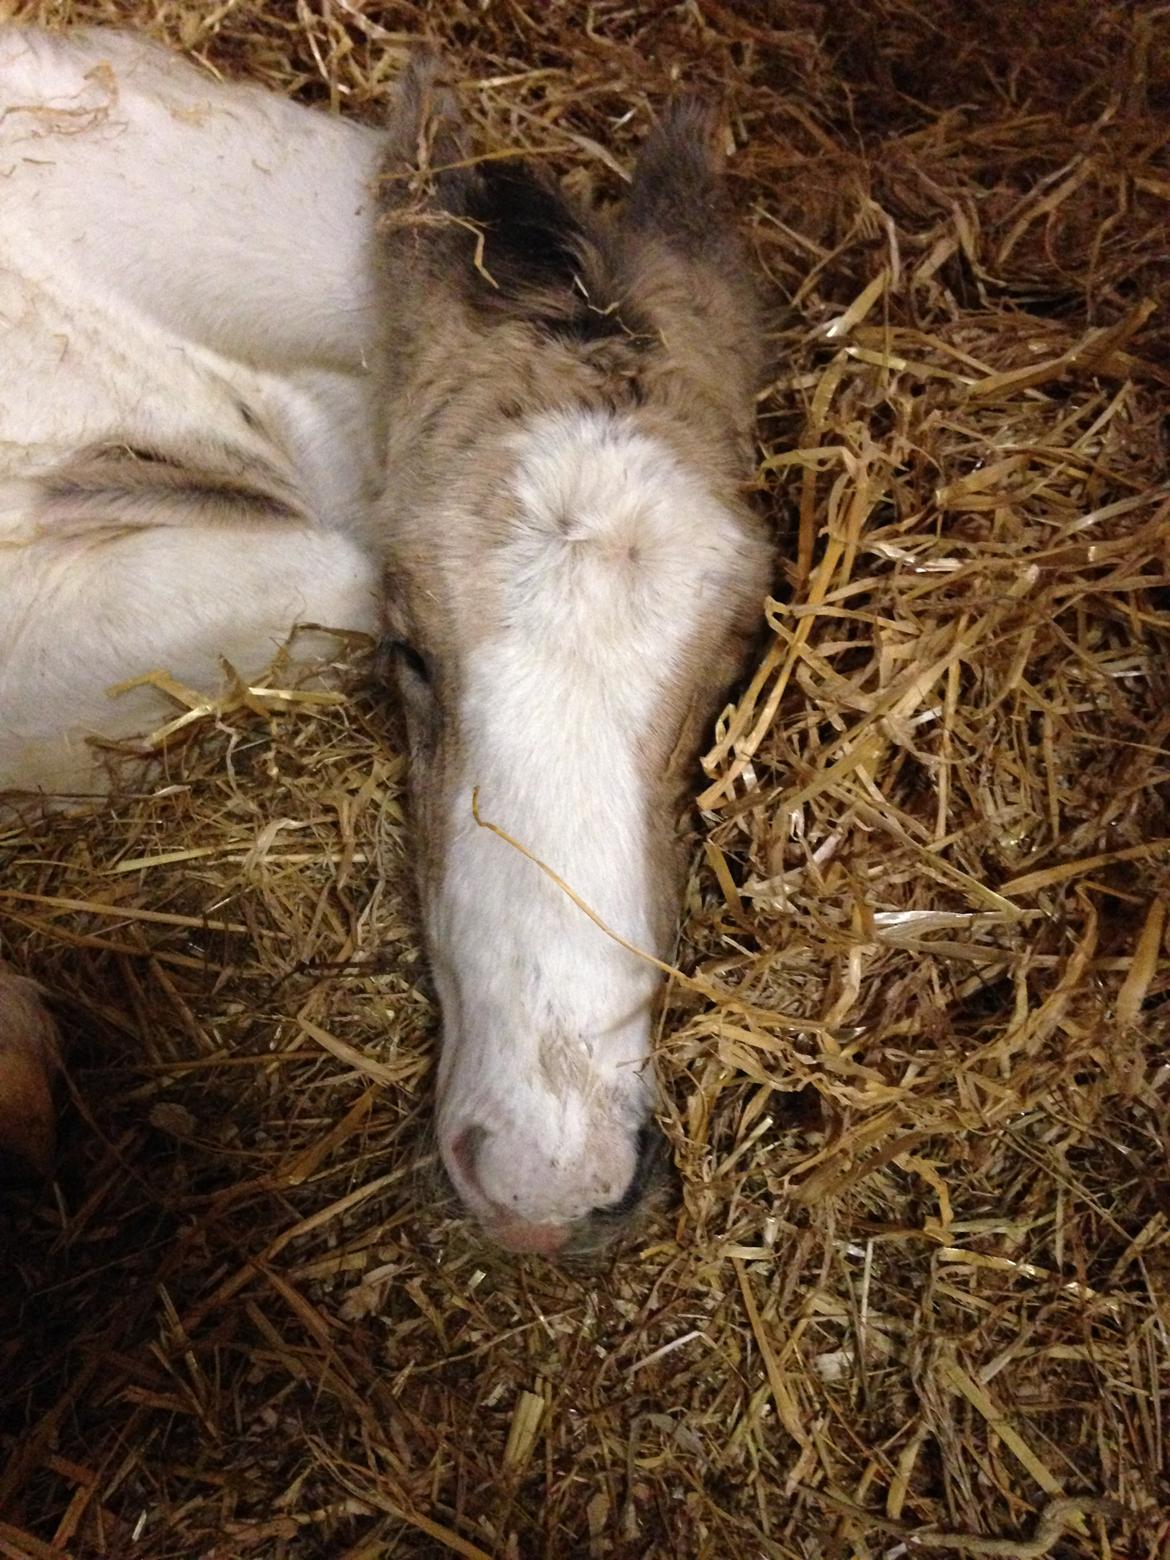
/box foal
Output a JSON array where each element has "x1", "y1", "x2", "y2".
[
  {"x1": 0, "y1": 29, "x2": 771, "y2": 1253},
  {"x1": 368, "y1": 61, "x2": 771, "y2": 1250}
]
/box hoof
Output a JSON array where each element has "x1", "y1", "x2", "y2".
[{"x1": 0, "y1": 965, "x2": 60, "y2": 1175}]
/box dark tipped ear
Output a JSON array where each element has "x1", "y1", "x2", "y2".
[
  {"x1": 619, "y1": 99, "x2": 764, "y2": 460},
  {"x1": 625, "y1": 99, "x2": 733, "y2": 257},
  {"x1": 382, "y1": 51, "x2": 595, "y2": 319}
]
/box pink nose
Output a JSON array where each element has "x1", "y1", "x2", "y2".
[
  {"x1": 448, "y1": 1125, "x2": 571, "y2": 1254},
  {"x1": 486, "y1": 1218, "x2": 570, "y2": 1255}
]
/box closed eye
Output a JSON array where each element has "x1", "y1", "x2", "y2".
[{"x1": 385, "y1": 638, "x2": 432, "y2": 685}]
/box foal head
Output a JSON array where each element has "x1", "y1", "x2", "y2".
[{"x1": 373, "y1": 57, "x2": 771, "y2": 1253}]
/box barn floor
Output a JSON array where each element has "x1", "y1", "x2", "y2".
[{"x1": 2, "y1": 2, "x2": 1168, "y2": 1556}]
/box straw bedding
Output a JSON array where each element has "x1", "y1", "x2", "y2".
[{"x1": 1, "y1": 1, "x2": 1167, "y2": 1555}]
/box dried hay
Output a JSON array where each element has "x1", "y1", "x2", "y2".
[{"x1": 1, "y1": 0, "x2": 1168, "y2": 1555}]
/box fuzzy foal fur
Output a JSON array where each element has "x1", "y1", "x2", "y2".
[{"x1": 371, "y1": 55, "x2": 771, "y2": 1250}]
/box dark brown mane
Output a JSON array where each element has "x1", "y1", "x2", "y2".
[{"x1": 444, "y1": 160, "x2": 641, "y2": 345}]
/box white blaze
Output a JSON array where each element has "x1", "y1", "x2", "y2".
[{"x1": 434, "y1": 409, "x2": 751, "y2": 1226}]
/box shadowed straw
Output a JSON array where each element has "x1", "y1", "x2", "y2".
[{"x1": 1, "y1": 0, "x2": 1167, "y2": 1555}]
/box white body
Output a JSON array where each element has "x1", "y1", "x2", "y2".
[{"x1": 0, "y1": 27, "x2": 383, "y2": 794}]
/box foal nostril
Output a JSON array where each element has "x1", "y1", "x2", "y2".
[
  {"x1": 448, "y1": 1123, "x2": 488, "y2": 1198},
  {"x1": 591, "y1": 1121, "x2": 663, "y2": 1221}
]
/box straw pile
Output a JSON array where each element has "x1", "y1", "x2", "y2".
[{"x1": 2, "y1": 1, "x2": 1167, "y2": 1555}]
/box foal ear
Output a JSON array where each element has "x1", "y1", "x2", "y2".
[
  {"x1": 621, "y1": 99, "x2": 764, "y2": 458},
  {"x1": 381, "y1": 47, "x2": 472, "y2": 206},
  {"x1": 379, "y1": 48, "x2": 597, "y2": 326},
  {"x1": 625, "y1": 98, "x2": 734, "y2": 261}
]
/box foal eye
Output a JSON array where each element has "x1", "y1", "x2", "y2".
[
  {"x1": 385, "y1": 638, "x2": 433, "y2": 686},
  {"x1": 392, "y1": 641, "x2": 432, "y2": 683}
]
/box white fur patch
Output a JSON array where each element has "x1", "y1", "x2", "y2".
[
  {"x1": 464, "y1": 408, "x2": 749, "y2": 935},
  {"x1": 434, "y1": 410, "x2": 753, "y2": 1225},
  {"x1": 0, "y1": 28, "x2": 384, "y2": 794}
]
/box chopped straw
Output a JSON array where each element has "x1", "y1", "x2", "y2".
[{"x1": 1, "y1": 0, "x2": 1168, "y2": 1555}]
